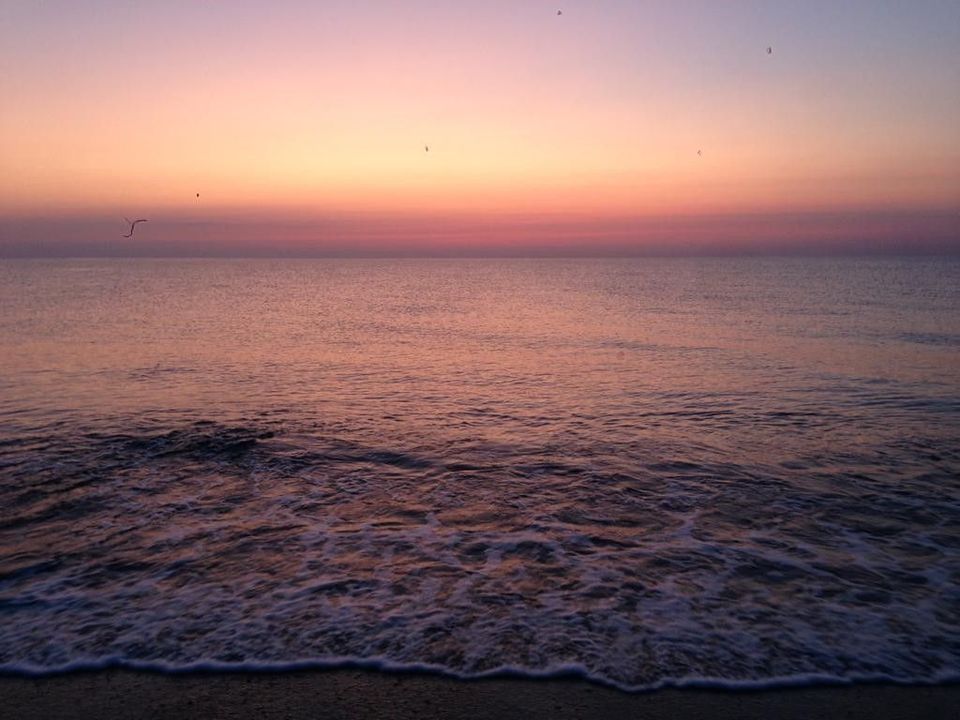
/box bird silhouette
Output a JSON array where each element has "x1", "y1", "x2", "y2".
[
  {"x1": 425, "y1": 145, "x2": 429, "y2": 152},
  {"x1": 557, "y1": 9, "x2": 562, "y2": 15},
  {"x1": 122, "y1": 217, "x2": 148, "y2": 238},
  {"x1": 697, "y1": 150, "x2": 702, "y2": 157},
  {"x1": 767, "y1": 46, "x2": 773, "y2": 54}
]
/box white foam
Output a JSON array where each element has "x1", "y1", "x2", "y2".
[{"x1": 1, "y1": 655, "x2": 958, "y2": 694}]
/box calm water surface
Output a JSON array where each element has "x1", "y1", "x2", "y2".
[{"x1": 1, "y1": 258, "x2": 958, "y2": 688}]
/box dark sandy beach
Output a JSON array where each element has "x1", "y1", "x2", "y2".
[{"x1": 0, "y1": 670, "x2": 956, "y2": 720}]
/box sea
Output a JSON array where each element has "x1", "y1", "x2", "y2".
[{"x1": 0, "y1": 258, "x2": 958, "y2": 690}]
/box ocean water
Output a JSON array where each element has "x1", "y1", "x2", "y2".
[{"x1": 0, "y1": 258, "x2": 958, "y2": 690}]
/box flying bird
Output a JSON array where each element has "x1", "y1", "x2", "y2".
[
  {"x1": 425, "y1": 145, "x2": 429, "y2": 152},
  {"x1": 767, "y1": 46, "x2": 773, "y2": 54},
  {"x1": 697, "y1": 149, "x2": 702, "y2": 157},
  {"x1": 122, "y1": 217, "x2": 148, "y2": 238},
  {"x1": 557, "y1": 9, "x2": 563, "y2": 15}
]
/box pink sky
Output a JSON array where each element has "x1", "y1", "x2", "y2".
[{"x1": 1, "y1": 1, "x2": 958, "y2": 255}]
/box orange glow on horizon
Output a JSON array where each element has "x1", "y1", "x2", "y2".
[{"x1": 1, "y1": 2, "x2": 958, "y2": 250}]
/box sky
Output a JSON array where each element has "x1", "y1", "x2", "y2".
[{"x1": 1, "y1": 0, "x2": 958, "y2": 255}]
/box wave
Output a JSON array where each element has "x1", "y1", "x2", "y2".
[
  {"x1": 2, "y1": 656, "x2": 958, "y2": 694},
  {"x1": 2, "y1": 414, "x2": 958, "y2": 692}
]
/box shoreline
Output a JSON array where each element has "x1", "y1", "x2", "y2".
[{"x1": 1, "y1": 669, "x2": 957, "y2": 720}]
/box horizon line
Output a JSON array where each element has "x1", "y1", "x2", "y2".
[{"x1": 3, "y1": 250, "x2": 960, "y2": 260}]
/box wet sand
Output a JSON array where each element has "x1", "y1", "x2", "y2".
[{"x1": 0, "y1": 670, "x2": 956, "y2": 720}]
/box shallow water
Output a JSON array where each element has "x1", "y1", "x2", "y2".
[{"x1": 1, "y1": 258, "x2": 958, "y2": 689}]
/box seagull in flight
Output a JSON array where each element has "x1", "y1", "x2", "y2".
[{"x1": 122, "y1": 217, "x2": 148, "y2": 238}]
